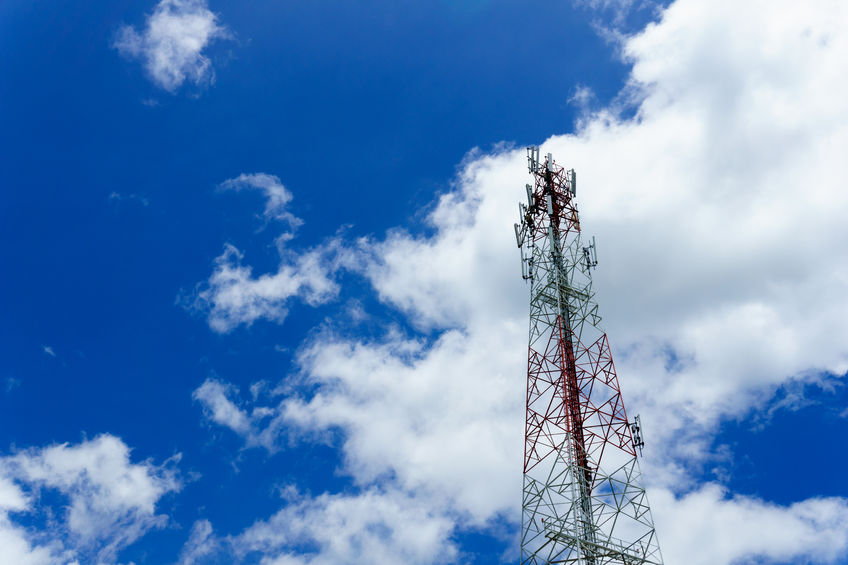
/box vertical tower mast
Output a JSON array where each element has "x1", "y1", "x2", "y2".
[{"x1": 515, "y1": 148, "x2": 663, "y2": 565}]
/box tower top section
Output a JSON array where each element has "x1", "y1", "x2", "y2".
[{"x1": 514, "y1": 147, "x2": 580, "y2": 279}]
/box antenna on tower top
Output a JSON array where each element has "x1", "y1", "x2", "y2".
[{"x1": 526, "y1": 146, "x2": 541, "y2": 173}]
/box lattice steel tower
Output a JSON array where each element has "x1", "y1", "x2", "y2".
[{"x1": 515, "y1": 148, "x2": 663, "y2": 565}]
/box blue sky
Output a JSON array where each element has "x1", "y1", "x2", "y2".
[{"x1": 2, "y1": 1, "x2": 848, "y2": 564}]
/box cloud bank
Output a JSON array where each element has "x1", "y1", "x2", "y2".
[{"x1": 189, "y1": 0, "x2": 848, "y2": 563}]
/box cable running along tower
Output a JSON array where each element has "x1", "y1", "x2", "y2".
[{"x1": 515, "y1": 148, "x2": 663, "y2": 565}]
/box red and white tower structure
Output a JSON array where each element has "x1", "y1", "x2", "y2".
[{"x1": 515, "y1": 148, "x2": 663, "y2": 564}]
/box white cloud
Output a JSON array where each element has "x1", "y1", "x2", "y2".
[
  {"x1": 0, "y1": 435, "x2": 181, "y2": 564},
  {"x1": 189, "y1": 174, "x2": 348, "y2": 333},
  {"x1": 109, "y1": 192, "x2": 150, "y2": 207},
  {"x1": 190, "y1": 241, "x2": 342, "y2": 333},
  {"x1": 178, "y1": 519, "x2": 220, "y2": 565},
  {"x1": 283, "y1": 324, "x2": 524, "y2": 525},
  {"x1": 219, "y1": 174, "x2": 304, "y2": 229},
  {"x1": 196, "y1": 319, "x2": 524, "y2": 520},
  {"x1": 654, "y1": 485, "x2": 848, "y2": 565},
  {"x1": 573, "y1": 0, "x2": 662, "y2": 29},
  {"x1": 41, "y1": 345, "x2": 55, "y2": 358},
  {"x1": 0, "y1": 518, "x2": 60, "y2": 565},
  {"x1": 193, "y1": 379, "x2": 252, "y2": 436},
  {"x1": 231, "y1": 489, "x2": 458, "y2": 565},
  {"x1": 4, "y1": 378, "x2": 20, "y2": 394},
  {"x1": 0, "y1": 477, "x2": 57, "y2": 565},
  {"x1": 115, "y1": 0, "x2": 229, "y2": 92},
  {"x1": 174, "y1": 490, "x2": 459, "y2": 565},
  {"x1": 0, "y1": 477, "x2": 27, "y2": 513},
  {"x1": 193, "y1": 377, "x2": 286, "y2": 449},
  {"x1": 192, "y1": 1, "x2": 848, "y2": 563}
]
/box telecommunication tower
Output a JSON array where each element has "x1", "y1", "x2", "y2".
[{"x1": 515, "y1": 148, "x2": 663, "y2": 565}]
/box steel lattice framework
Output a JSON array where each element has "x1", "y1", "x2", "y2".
[{"x1": 515, "y1": 148, "x2": 663, "y2": 565}]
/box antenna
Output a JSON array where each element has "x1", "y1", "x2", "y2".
[
  {"x1": 514, "y1": 222, "x2": 526, "y2": 248},
  {"x1": 582, "y1": 236, "x2": 598, "y2": 270},
  {"x1": 631, "y1": 415, "x2": 645, "y2": 456},
  {"x1": 526, "y1": 146, "x2": 541, "y2": 173}
]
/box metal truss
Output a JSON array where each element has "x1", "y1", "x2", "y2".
[{"x1": 515, "y1": 148, "x2": 663, "y2": 565}]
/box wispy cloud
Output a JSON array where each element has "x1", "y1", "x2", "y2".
[
  {"x1": 4, "y1": 377, "x2": 21, "y2": 394},
  {"x1": 114, "y1": 0, "x2": 230, "y2": 93},
  {"x1": 177, "y1": 519, "x2": 219, "y2": 565},
  {"x1": 193, "y1": 378, "x2": 253, "y2": 437},
  {"x1": 41, "y1": 345, "x2": 55, "y2": 358},
  {"x1": 218, "y1": 173, "x2": 303, "y2": 230},
  {"x1": 574, "y1": 0, "x2": 663, "y2": 30},
  {"x1": 109, "y1": 192, "x2": 150, "y2": 207}
]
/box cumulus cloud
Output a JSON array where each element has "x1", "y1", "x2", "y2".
[
  {"x1": 190, "y1": 241, "x2": 343, "y2": 333},
  {"x1": 235, "y1": 489, "x2": 458, "y2": 565},
  {"x1": 0, "y1": 520, "x2": 60, "y2": 565},
  {"x1": 189, "y1": 174, "x2": 348, "y2": 333},
  {"x1": 191, "y1": 0, "x2": 848, "y2": 563},
  {"x1": 115, "y1": 0, "x2": 229, "y2": 92},
  {"x1": 654, "y1": 485, "x2": 848, "y2": 565},
  {"x1": 285, "y1": 323, "x2": 524, "y2": 524},
  {"x1": 176, "y1": 489, "x2": 458, "y2": 565},
  {"x1": 0, "y1": 435, "x2": 180, "y2": 563},
  {"x1": 194, "y1": 320, "x2": 524, "y2": 522},
  {"x1": 0, "y1": 476, "x2": 62, "y2": 565}
]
